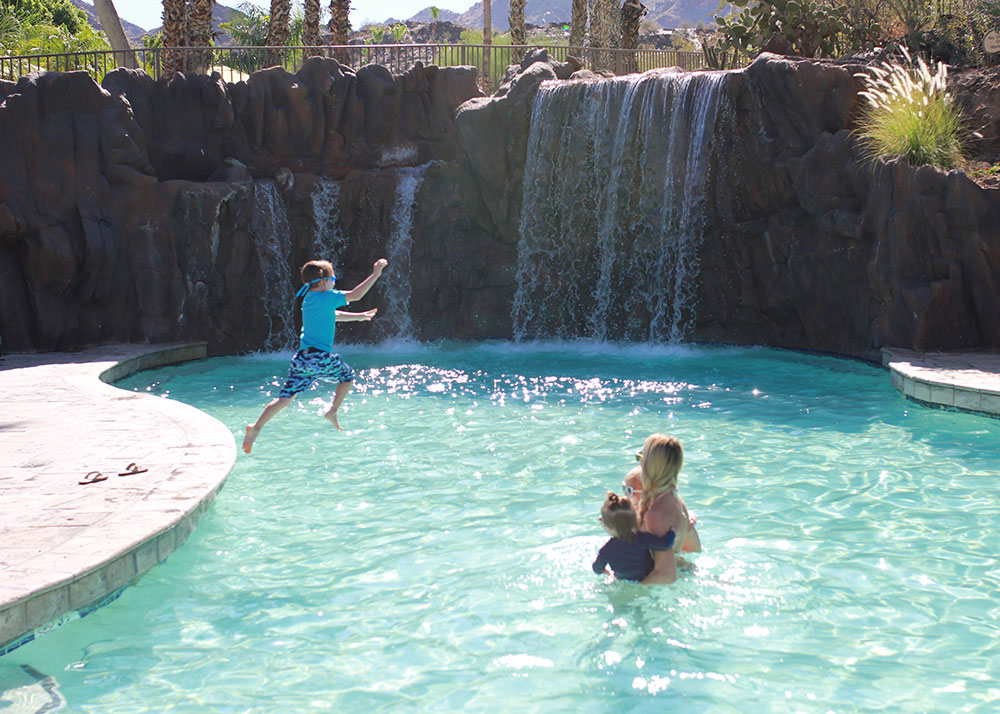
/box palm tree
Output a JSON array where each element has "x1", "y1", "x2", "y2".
[
  {"x1": 569, "y1": 0, "x2": 587, "y2": 50},
  {"x1": 620, "y1": 0, "x2": 645, "y2": 73},
  {"x1": 265, "y1": 0, "x2": 291, "y2": 66},
  {"x1": 429, "y1": 5, "x2": 439, "y2": 42},
  {"x1": 482, "y1": 0, "x2": 491, "y2": 90},
  {"x1": 303, "y1": 0, "x2": 321, "y2": 47},
  {"x1": 329, "y1": 0, "x2": 350, "y2": 63},
  {"x1": 94, "y1": 0, "x2": 137, "y2": 68},
  {"x1": 188, "y1": 0, "x2": 214, "y2": 72},
  {"x1": 509, "y1": 0, "x2": 525, "y2": 53},
  {"x1": 161, "y1": 0, "x2": 187, "y2": 74},
  {"x1": 588, "y1": 0, "x2": 620, "y2": 71}
]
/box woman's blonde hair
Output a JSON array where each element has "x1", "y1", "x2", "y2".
[{"x1": 637, "y1": 434, "x2": 683, "y2": 523}]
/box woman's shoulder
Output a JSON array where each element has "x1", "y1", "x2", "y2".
[
  {"x1": 643, "y1": 494, "x2": 684, "y2": 535},
  {"x1": 641, "y1": 506, "x2": 673, "y2": 537}
]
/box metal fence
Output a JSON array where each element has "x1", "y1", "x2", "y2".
[{"x1": 0, "y1": 44, "x2": 709, "y2": 86}]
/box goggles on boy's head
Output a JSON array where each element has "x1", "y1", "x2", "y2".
[{"x1": 295, "y1": 275, "x2": 335, "y2": 298}]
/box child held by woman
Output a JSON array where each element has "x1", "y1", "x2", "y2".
[{"x1": 592, "y1": 491, "x2": 676, "y2": 582}]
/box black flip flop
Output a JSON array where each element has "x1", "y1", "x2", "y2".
[{"x1": 118, "y1": 463, "x2": 149, "y2": 476}]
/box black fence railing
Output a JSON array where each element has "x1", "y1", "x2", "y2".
[{"x1": 0, "y1": 44, "x2": 713, "y2": 86}]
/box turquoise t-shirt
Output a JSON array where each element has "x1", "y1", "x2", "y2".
[{"x1": 299, "y1": 290, "x2": 348, "y2": 352}]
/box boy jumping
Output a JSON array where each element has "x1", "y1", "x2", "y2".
[{"x1": 243, "y1": 258, "x2": 388, "y2": 454}]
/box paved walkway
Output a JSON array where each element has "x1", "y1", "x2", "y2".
[
  {"x1": 0, "y1": 344, "x2": 236, "y2": 655},
  {"x1": 882, "y1": 348, "x2": 1000, "y2": 416}
]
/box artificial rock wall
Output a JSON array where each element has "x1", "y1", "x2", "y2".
[
  {"x1": 1, "y1": 52, "x2": 998, "y2": 359},
  {"x1": 0, "y1": 58, "x2": 489, "y2": 352},
  {"x1": 455, "y1": 52, "x2": 1000, "y2": 358}
]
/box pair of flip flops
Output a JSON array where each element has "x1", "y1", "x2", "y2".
[{"x1": 78, "y1": 463, "x2": 148, "y2": 485}]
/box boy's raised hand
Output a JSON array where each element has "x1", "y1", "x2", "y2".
[{"x1": 373, "y1": 258, "x2": 388, "y2": 276}]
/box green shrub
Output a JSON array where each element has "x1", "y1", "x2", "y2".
[
  {"x1": 0, "y1": 0, "x2": 85, "y2": 33},
  {"x1": 925, "y1": 1, "x2": 1000, "y2": 66},
  {"x1": 854, "y1": 49, "x2": 970, "y2": 170},
  {"x1": 715, "y1": 0, "x2": 848, "y2": 59},
  {"x1": 969, "y1": 161, "x2": 1000, "y2": 178},
  {"x1": 390, "y1": 23, "x2": 408, "y2": 43},
  {"x1": 0, "y1": 2, "x2": 109, "y2": 57}
]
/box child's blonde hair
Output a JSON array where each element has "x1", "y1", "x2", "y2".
[
  {"x1": 300, "y1": 259, "x2": 334, "y2": 284},
  {"x1": 637, "y1": 434, "x2": 683, "y2": 524},
  {"x1": 601, "y1": 491, "x2": 638, "y2": 542}
]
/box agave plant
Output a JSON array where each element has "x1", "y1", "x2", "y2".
[{"x1": 854, "y1": 49, "x2": 970, "y2": 170}]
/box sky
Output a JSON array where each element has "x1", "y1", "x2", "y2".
[{"x1": 109, "y1": 0, "x2": 477, "y2": 32}]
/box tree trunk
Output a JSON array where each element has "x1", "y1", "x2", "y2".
[
  {"x1": 161, "y1": 0, "x2": 188, "y2": 75},
  {"x1": 589, "y1": 0, "x2": 620, "y2": 72},
  {"x1": 188, "y1": 0, "x2": 214, "y2": 73},
  {"x1": 482, "y1": 0, "x2": 491, "y2": 91},
  {"x1": 303, "y1": 0, "x2": 321, "y2": 48},
  {"x1": 329, "y1": 0, "x2": 351, "y2": 64},
  {"x1": 509, "y1": 0, "x2": 525, "y2": 58},
  {"x1": 266, "y1": 0, "x2": 291, "y2": 67},
  {"x1": 569, "y1": 0, "x2": 587, "y2": 50},
  {"x1": 620, "y1": 0, "x2": 645, "y2": 73},
  {"x1": 94, "y1": 0, "x2": 137, "y2": 68}
]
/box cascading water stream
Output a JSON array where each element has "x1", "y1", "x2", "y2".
[
  {"x1": 310, "y1": 178, "x2": 347, "y2": 272},
  {"x1": 378, "y1": 163, "x2": 430, "y2": 341},
  {"x1": 251, "y1": 180, "x2": 296, "y2": 351},
  {"x1": 513, "y1": 70, "x2": 727, "y2": 342}
]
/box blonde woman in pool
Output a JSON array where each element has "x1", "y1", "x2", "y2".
[{"x1": 634, "y1": 434, "x2": 701, "y2": 584}]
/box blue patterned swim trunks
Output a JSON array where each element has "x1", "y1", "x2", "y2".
[{"x1": 278, "y1": 347, "x2": 356, "y2": 398}]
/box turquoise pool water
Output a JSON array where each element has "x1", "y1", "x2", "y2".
[{"x1": 2, "y1": 343, "x2": 999, "y2": 712}]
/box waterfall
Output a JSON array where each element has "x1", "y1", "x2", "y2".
[
  {"x1": 513, "y1": 70, "x2": 727, "y2": 342},
  {"x1": 251, "y1": 180, "x2": 296, "y2": 351},
  {"x1": 310, "y1": 178, "x2": 347, "y2": 273},
  {"x1": 378, "y1": 163, "x2": 430, "y2": 341}
]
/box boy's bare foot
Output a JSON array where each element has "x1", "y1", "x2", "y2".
[
  {"x1": 243, "y1": 425, "x2": 260, "y2": 454},
  {"x1": 324, "y1": 409, "x2": 342, "y2": 431}
]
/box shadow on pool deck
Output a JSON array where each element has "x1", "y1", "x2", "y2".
[{"x1": 0, "y1": 343, "x2": 236, "y2": 656}]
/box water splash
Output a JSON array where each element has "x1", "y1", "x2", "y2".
[
  {"x1": 513, "y1": 70, "x2": 727, "y2": 343},
  {"x1": 310, "y1": 178, "x2": 347, "y2": 273},
  {"x1": 379, "y1": 163, "x2": 431, "y2": 341},
  {"x1": 251, "y1": 180, "x2": 296, "y2": 351}
]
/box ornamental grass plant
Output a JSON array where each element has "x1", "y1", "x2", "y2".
[{"x1": 854, "y1": 48, "x2": 969, "y2": 170}]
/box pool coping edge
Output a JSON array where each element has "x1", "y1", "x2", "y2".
[{"x1": 0, "y1": 343, "x2": 236, "y2": 657}]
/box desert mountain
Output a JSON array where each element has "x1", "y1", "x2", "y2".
[
  {"x1": 69, "y1": 0, "x2": 147, "y2": 40},
  {"x1": 405, "y1": 0, "x2": 726, "y2": 30},
  {"x1": 70, "y1": 0, "x2": 245, "y2": 45}
]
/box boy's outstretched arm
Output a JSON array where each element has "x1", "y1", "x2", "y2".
[
  {"x1": 345, "y1": 259, "x2": 388, "y2": 303},
  {"x1": 335, "y1": 309, "x2": 377, "y2": 322}
]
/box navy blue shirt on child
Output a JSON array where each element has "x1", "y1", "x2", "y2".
[{"x1": 592, "y1": 530, "x2": 677, "y2": 582}]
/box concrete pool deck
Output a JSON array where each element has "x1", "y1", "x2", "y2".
[
  {"x1": 0, "y1": 343, "x2": 236, "y2": 656},
  {"x1": 882, "y1": 348, "x2": 1000, "y2": 416}
]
